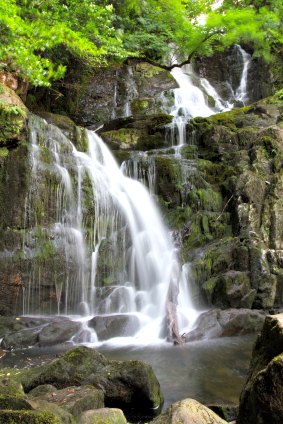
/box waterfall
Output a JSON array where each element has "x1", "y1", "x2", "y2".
[
  {"x1": 234, "y1": 45, "x2": 251, "y2": 105},
  {"x1": 24, "y1": 115, "x2": 191, "y2": 343},
  {"x1": 169, "y1": 45, "x2": 251, "y2": 145},
  {"x1": 170, "y1": 65, "x2": 214, "y2": 146}
]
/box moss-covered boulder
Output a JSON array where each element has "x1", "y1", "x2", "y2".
[
  {"x1": 150, "y1": 398, "x2": 228, "y2": 424},
  {"x1": 238, "y1": 313, "x2": 283, "y2": 423},
  {"x1": 13, "y1": 346, "x2": 163, "y2": 421},
  {"x1": 0, "y1": 83, "x2": 27, "y2": 147}
]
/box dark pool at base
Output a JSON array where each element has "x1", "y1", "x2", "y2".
[{"x1": 0, "y1": 335, "x2": 255, "y2": 411}]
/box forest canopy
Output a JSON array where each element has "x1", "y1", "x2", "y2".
[{"x1": 0, "y1": 0, "x2": 282, "y2": 87}]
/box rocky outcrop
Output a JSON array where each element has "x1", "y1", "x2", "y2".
[
  {"x1": 28, "y1": 61, "x2": 176, "y2": 128},
  {"x1": 155, "y1": 92, "x2": 283, "y2": 311},
  {"x1": 238, "y1": 313, "x2": 283, "y2": 424}
]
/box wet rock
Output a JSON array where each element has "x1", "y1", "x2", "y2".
[
  {"x1": 38, "y1": 320, "x2": 81, "y2": 347},
  {"x1": 78, "y1": 408, "x2": 127, "y2": 424},
  {"x1": 238, "y1": 314, "x2": 283, "y2": 424},
  {"x1": 184, "y1": 309, "x2": 265, "y2": 342},
  {"x1": 35, "y1": 111, "x2": 77, "y2": 143},
  {"x1": 0, "y1": 317, "x2": 81, "y2": 349},
  {"x1": 150, "y1": 398, "x2": 228, "y2": 424},
  {"x1": 19, "y1": 346, "x2": 163, "y2": 421},
  {"x1": 88, "y1": 314, "x2": 140, "y2": 340}
]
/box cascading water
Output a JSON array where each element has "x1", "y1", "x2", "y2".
[
  {"x1": 234, "y1": 45, "x2": 251, "y2": 105},
  {"x1": 24, "y1": 115, "x2": 192, "y2": 344}
]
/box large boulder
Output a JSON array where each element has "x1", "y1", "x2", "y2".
[
  {"x1": 238, "y1": 313, "x2": 283, "y2": 423},
  {"x1": 184, "y1": 308, "x2": 265, "y2": 342},
  {"x1": 17, "y1": 346, "x2": 164, "y2": 421},
  {"x1": 150, "y1": 398, "x2": 228, "y2": 424},
  {"x1": 88, "y1": 314, "x2": 140, "y2": 340},
  {"x1": 0, "y1": 317, "x2": 82, "y2": 350}
]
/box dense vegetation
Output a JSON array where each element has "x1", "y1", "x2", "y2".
[{"x1": 0, "y1": 0, "x2": 282, "y2": 87}]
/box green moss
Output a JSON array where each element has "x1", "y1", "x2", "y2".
[
  {"x1": 131, "y1": 98, "x2": 149, "y2": 114},
  {"x1": 0, "y1": 147, "x2": 9, "y2": 158},
  {"x1": 0, "y1": 410, "x2": 61, "y2": 424},
  {"x1": 260, "y1": 136, "x2": 278, "y2": 158},
  {"x1": 0, "y1": 395, "x2": 32, "y2": 411},
  {"x1": 195, "y1": 188, "x2": 223, "y2": 212},
  {"x1": 102, "y1": 128, "x2": 141, "y2": 146}
]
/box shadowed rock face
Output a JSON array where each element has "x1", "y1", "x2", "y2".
[{"x1": 238, "y1": 314, "x2": 283, "y2": 424}]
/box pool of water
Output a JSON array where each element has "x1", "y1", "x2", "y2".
[{"x1": 0, "y1": 334, "x2": 255, "y2": 411}]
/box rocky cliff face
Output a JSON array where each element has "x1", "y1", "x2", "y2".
[
  {"x1": 156, "y1": 93, "x2": 283, "y2": 311},
  {"x1": 0, "y1": 52, "x2": 282, "y2": 316}
]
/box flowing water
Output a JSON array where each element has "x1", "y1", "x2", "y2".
[
  {"x1": 4, "y1": 46, "x2": 255, "y2": 412},
  {"x1": 23, "y1": 115, "x2": 198, "y2": 343}
]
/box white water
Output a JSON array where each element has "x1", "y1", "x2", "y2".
[
  {"x1": 24, "y1": 115, "x2": 199, "y2": 344},
  {"x1": 169, "y1": 45, "x2": 251, "y2": 145},
  {"x1": 234, "y1": 45, "x2": 251, "y2": 105}
]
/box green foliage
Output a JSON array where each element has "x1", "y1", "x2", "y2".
[
  {"x1": 0, "y1": 0, "x2": 281, "y2": 87},
  {"x1": 0, "y1": 0, "x2": 129, "y2": 86}
]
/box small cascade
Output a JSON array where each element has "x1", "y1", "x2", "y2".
[
  {"x1": 24, "y1": 115, "x2": 183, "y2": 343},
  {"x1": 170, "y1": 65, "x2": 215, "y2": 147},
  {"x1": 168, "y1": 44, "x2": 251, "y2": 146},
  {"x1": 234, "y1": 45, "x2": 251, "y2": 105}
]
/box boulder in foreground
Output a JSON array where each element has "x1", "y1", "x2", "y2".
[{"x1": 150, "y1": 398, "x2": 228, "y2": 424}]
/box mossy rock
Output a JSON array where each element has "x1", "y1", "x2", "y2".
[
  {"x1": 238, "y1": 314, "x2": 283, "y2": 424},
  {"x1": 10, "y1": 346, "x2": 163, "y2": 421},
  {"x1": 0, "y1": 395, "x2": 32, "y2": 411},
  {"x1": 0, "y1": 83, "x2": 27, "y2": 146},
  {"x1": 0, "y1": 410, "x2": 62, "y2": 424}
]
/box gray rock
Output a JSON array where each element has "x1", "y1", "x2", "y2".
[
  {"x1": 184, "y1": 308, "x2": 265, "y2": 341},
  {"x1": 150, "y1": 398, "x2": 228, "y2": 424},
  {"x1": 38, "y1": 319, "x2": 81, "y2": 346},
  {"x1": 88, "y1": 314, "x2": 140, "y2": 340}
]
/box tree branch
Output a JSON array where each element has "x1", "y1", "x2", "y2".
[{"x1": 124, "y1": 30, "x2": 222, "y2": 71}]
